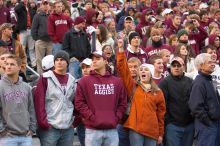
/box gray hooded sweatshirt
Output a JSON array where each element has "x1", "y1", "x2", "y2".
[{"x1": 0, "y1": 76, "x2": 36, "y2": 135}]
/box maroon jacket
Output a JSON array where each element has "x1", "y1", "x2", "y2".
[
  {"x1": 48, "y1": 13, "x2": 72, "y2": 43},
  {"x1": 135, "y1": 10, "x2": 153, "y2": 39},
  {"x1": 199, "y1": 20, "x2": 209, "y2": 31},
  {"x1": 153, "y1": 75, "x2": 164, "y2": 85},
  {"x1": 188, "y1": 26, "x2": 208, "y2": 55},
  {"x1": 0, "y1": 6, "x2": 10, "y2": 25},
  {"x1": 74, "y1": 70, "x2": 127, "y2": 129},
  {"x1": 165, "y1": 23, "x2": 181, "y2": 38},
  {"x1": 125, "y1": 46, "x2": 148, "y2": 63}
]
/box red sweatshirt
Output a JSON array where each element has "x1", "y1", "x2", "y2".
[
  {"x1": 0, "y1": 6, "x2": 10, "y2": 24},
  {"x1": 48, "y1": 13, "x2": 72, "y2": 43},
  {"x1": 74, "y1": 70, "x2": 127, "y2": 129}
]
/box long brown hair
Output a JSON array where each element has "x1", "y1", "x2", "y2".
[{"x1": 97, "y1": 24, "x2": 108, "y2": 43}]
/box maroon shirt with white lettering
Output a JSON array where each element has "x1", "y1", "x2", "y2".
[
  {"x1": 74, "y1": 70, "x2": 127, "y2": 129},
  {"x1": 144, "y1": 44, "x2": 172, "y2": 59},
  {"x1": 48, "y1": 13, "x2": 73, "y2": 43}
]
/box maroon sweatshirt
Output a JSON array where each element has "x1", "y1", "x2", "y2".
[
  {"x1": 125, "y1": 47, "x2": 148, "y2": 63},
  {"x1": 135, "y1": 10, "x2": 153, "y2": 39},
  {"x1": 165, "y1": 23, "x2": 181, "y2": 38},
  {"x1": 74, "y1": 70, "x2": 127, "y2": 129},
  {"x1": 0, "y1": 6, "x2": 10, "y2": 24},
  {"x1": 48, "y1": 13, "x2": 72, "y2": 43},
  {"x1": 144, "y1": 44, "x2": 172, "y2": 59},
  {"x1": 189, "y1": 26, "x2": 208, "y2": 55}
]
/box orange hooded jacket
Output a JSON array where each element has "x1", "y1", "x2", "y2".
[{"x1": 117, "y1": 52, "x2": 166, "y2": 140}]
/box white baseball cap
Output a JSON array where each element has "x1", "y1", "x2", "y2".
[
  {"x1": 42, "y1": 55, "x2": 54, "y2": 71},
  {"x1": 199, "y1": 3, "x2": 208, "y2": 9},
  {"x1": 80, "y1": 58, "x2": 92, "y2": 67},
  {"x1": 161, "y1": 9, "x2": 173, "y2": 17}
]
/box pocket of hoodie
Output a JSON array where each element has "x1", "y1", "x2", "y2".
[
  {"x1": 7, "y1": 111, "x2": 29, "y2": 132},
  {"x1": 92, "y1": 111, "x2": 118, "y2": 128}
]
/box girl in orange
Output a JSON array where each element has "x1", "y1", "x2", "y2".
[{"x1": 117, "y1": 39, "x2": 166, "y2": 146}]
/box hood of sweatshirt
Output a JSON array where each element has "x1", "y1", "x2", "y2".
[
  {"x1": 89, "y1": 69, "x2": 112, "y2": 77},
  {"x1": 2, "y1": 75, "x2": 23, "y2": 86},
  {"x1": 85, "y1": 8, "x2": 98, "y2": 25},
  {"x1": 140, "y1": 10, "x2": 149, "y2": 25}
]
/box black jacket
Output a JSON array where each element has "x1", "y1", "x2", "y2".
[
  {"x1": 159, "y1": 74, "x2": 193, "y2": 126},
  {"x1": 14, "y1": 2, "x2": 36, "y2": 31},
  {"x1": 62, "y1": 28, "x2": 91, "y2": 60},
  {"x1": 189, "y1": 71, "x2": 220, "y2": 126},
  {"x1": 31, "y1": 11, "x2": 51, "y2": 42}
]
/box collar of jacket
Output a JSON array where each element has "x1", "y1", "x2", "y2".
[
  {"x1": 2, "y1": 75, "x2": 23, "y2": 85},
  {"x1": 170, "y1": 72, "x2": 185, "y2": 80},
  {"x1": 39, "y1": 11, "x2": 48, "y2": 16},
  {"x1": 71, "y1": 28, "x2": 85, "y2": 34},
  {"x1": 198, "y1": 71, "x2": 212, "y2": 80}
]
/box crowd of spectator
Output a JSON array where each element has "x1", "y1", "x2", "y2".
[{"x1": 0, "y1": 0, "x2": 220, "y2": 146}]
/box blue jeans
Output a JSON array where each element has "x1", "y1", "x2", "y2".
[
  {"x1": 37, "y1": 127, "x2": 74, "y2": 146},
  {"x1": 195, "y1": 119, "x2": 220, "y2": 146},
  {"x1": 68, "y1": 60, "x2": 82, "y2": 79},
  {"x1": 20, "y1": 29, "x2": 36, "y2": 67},
  {"x1": 129, "y1": 130, "x2": 156, "y2": 146},
  {"x1": 117, "y1": 124, "x2": 130, "y2": 146},
  {"x1": 85, "y1": 128, "x2": 118, "y2": 146},
  {"x1": 52, "y1": 43, "x2": 62, "y2": 55},
  {"x1": 77, "y1": 123, "x2": 85, "y2": 146},
  {"x1": 0, "y1": 136, "x2": 32, "y2": 146},
  {"x1": 166, "y1": 123, "x2": 194, "y2": 146}
]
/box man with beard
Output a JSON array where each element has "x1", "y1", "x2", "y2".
[{"x1": 144, "y1": 28, "x2": 172, "y2": 59}]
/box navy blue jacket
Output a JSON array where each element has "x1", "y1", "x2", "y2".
[{"x1": 189, "y1": 71, "x2": 220, "y2": 126}]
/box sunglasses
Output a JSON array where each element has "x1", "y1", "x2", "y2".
[{"x1": 171, "y1": 64, "x2": 182, "y2": 68}]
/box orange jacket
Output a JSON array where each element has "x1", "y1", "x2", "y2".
[{"x1": 117, "y1": 52, "x2": 166, "y2": 140}]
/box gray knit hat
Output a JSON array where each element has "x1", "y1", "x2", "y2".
[{"x1": 54, "y1": 50, "x2": 70, "y2": 64}]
